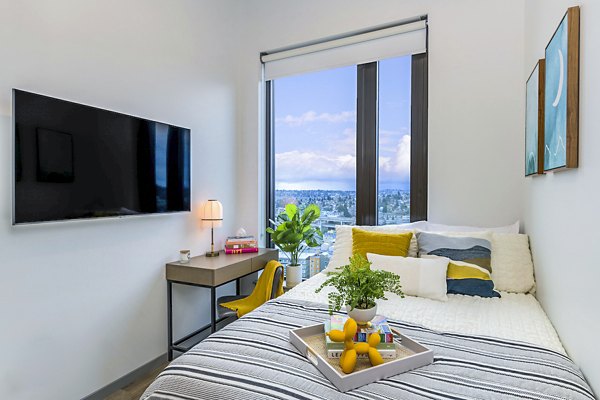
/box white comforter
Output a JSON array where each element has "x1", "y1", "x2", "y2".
[{"x1": 282, "y1": 272, "x2": 566, "y2": 354}]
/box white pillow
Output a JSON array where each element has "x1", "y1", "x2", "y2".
[
  {"x1": 419, "y1": 230, "x2": 492, "y2": 241},
  {"x1": 490, "y1": 233, "x2": 535, "y2": 293},
  {"x1": 324, "y1": 224, "x2": 421, "y2": 273},
  {"x1": 425, "y1": 221, "x2": 519, "y2": 234},
  {"x1": 389, "y1": 221, "x2": 428, "y2": 230},
  {"x1": 367, "y1": 253, "x2": 449, "y2": 302}
]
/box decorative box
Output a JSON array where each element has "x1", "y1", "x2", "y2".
[{"x1": 289, "y1": 323, "x2": 433, "y2": 392}]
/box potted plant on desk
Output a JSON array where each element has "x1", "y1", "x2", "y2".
[
  {"x1": 316, "y1": 253, "x2": 404, "y2": 324},
  {"x1": 266, "y1": 203, "x2": 323, "y2": 288}
]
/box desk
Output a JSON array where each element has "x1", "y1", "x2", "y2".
[{"x1": 166, "y1": 248, "x2": 278, "y2": 360}]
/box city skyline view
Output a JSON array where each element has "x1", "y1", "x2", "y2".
[
  {"x1": 272, "y1": 55, "x2": 413, "y2": 266},
  {"x1": 273, "y1": 188, "x2": 410, "y2": 270},
  {"x1": 273, "y1": 56, "x2": 412, "y2": 192}
]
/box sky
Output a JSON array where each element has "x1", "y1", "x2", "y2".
[{"x1": 274, "y1": 55, "x2": 412, "y2": 191}]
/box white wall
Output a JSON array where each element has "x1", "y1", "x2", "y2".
[
  {"x1": 0, "y1": 1, "x2": 240, "y2": 399},
  {"x1": 523, "y1": 0, "x2": 599, "y2": 393},
  {"x1": 234, "y1": 0, "x2": 526, "y2": 238},
  {"x1": 7, "y1": 0, "x2": 594, "y2": 398}
]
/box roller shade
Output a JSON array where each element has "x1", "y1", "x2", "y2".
[{"x1": 262, "y1": 20, "x2": 427, "y2": 80}]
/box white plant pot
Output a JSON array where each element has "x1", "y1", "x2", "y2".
[
  {"x1": 286, "y1": 264, "x2": 303, "y2": 288},
  {"x1": 346, "y1": 304, "x2": 378, "y2": 325}
]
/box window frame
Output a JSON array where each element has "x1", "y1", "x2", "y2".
[
  {"x1": 355, "y1": 61, "x2": 379, "y2": 226},
  {"x1": 410, "y1": 52, "x2": 428, "y2": 222},
  {"x1": 265, "y1": 80, "x2": 275, "y2": 246},
  {"x1": 265, "y1": 53, "x2": 428, "y2": 233}
]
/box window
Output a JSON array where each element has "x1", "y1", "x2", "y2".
[
  {"x1": 264, "y1": 19, "x2": 428, "y2": 271},
  {"x1": 272, "y1": 65, "x2": 357, "y2": 264},
  {"x1": 378, "y1": 56, "x2": 412, "y2": 225}
]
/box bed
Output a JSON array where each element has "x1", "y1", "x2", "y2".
[
  {"x1": 142, "y1": 226, "x2": 595, "y2": 399},
  {"x1": 142, "y1": 274, "x2": 594, "y2": 399}
]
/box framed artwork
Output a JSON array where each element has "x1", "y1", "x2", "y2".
[
  {"x1": 525, "y1": 60, "x2": 545, "y2": 176},
  {"x1": 36, "y1": 128, "x2": 74, "y2": 183},
  {"x1": 544, "y1": 6, "x2": 580, "y2": 171}
]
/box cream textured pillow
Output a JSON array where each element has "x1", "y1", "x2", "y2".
[
  {"x1": 415, "y1": 230, "x2": 535, "y2": 293},
  {"x1": 490, "y1": 233, "x2": 535, "y2": 293},
  {"x1": 324, "y1": 224, "x2": 420, "y2": 273},
  {"x1": 425, "y1": 221, "x2": 520, "y2": 234},
  {"x1": 367, "y1": 253, "x2": 449, "y2": 302}
]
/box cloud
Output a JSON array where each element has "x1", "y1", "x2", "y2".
[
  {"x1": 332, "y1": 128, "x2": 356, "y2": 155},
  {"x1": 379, "y1": 134, "x2": 411, "y2": 183},
  {"x1": 379, "y1": 129, "x2": 409, "y2": 149},
  {"x1": 274, "y1": 134, "x2": 411, "y2": 188},
  {"x1": 275, "y1": 150, "x2": 356, "y2": 182},
  {"x1": 276, "y1": 110, "x2": 356, "y2": 127}
]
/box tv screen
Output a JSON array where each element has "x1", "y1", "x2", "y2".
[{"x1": 13, "y1": 89, "x2": 191, "y2": 224}]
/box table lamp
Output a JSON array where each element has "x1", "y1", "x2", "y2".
[{"x1": 201, "y1": 199, "x2": 223, "y2": 257}]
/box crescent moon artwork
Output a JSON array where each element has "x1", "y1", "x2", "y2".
[
  {"x1": 544, "y1": 10, "x2": 570, "y2": 171},
  {"x1": 543, "y1": 7, "x2": 579, "y2": 171},
  {"x1": 552, "y1": 49, "x2": 564, "y2": 108}
]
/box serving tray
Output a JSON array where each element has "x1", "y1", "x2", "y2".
[{"x1": 289, "y1": 323, "x2": 433, "y2": 392}]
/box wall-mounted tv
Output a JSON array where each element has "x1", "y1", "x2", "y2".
[{"x1": 13, "y1": 89, "x2": 191, "y2": 225}]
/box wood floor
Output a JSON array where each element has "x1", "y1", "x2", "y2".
[{"x1": 104, "y1": 362, "x2": 168, "y2": 400}]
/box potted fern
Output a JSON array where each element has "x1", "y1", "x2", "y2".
[
  {"x1": 266, "y1": 203, "x2": 323, "y2": 288},
  {"x1": 316, "y1": 253, "x2": 404, "y2": 324}
]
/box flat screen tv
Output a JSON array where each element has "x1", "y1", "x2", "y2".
[{"x1": 13, "y1": 89, "x2": 191, "y2": 224}]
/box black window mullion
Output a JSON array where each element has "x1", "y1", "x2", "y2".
[
  {"x1": 356, "y1": 62, "x2": 379, "y2": 226},
  {"x1": 410, "y1": 52, "x2": 428, "y2": 222},
  {"x1": 265, "y1": 80, "x2": 275, "y2": 246}
]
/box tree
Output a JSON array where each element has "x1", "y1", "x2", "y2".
[{"x1": 337, "y1": 203, "x2": 351, "y2": 218}]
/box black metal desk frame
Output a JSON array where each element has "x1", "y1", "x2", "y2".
[{"x1": 167, "y1": 270, "x2": 262, "y2": 360}]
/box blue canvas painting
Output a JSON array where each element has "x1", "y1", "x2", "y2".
[
  {"x1": 544, "y1": 15, "x2": 568, "y2": 170},
  {"x1": 525, "y1": 63, "x2": 540, "y2": 176}
]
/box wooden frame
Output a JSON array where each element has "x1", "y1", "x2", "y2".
[
  {"x1": 543, "y1": 6, "x2": 579, "y2": 171},
  {"x1": 525, "y1": 60, "x2": 545, "y2": 176}
]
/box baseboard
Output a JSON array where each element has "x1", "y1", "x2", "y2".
[{"x1": 81, "y1": 353, "x2": 167, "y2": 400}]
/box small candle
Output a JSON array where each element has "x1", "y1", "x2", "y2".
[{"x1": 179, "y1": 250, "x2": 191, "y2": 263}]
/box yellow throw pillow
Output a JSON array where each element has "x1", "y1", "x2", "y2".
[{"x1": 352, "y1": 228, "x2": 413, "y2": 258}]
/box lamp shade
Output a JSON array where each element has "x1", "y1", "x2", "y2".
[{"x1": 201, "y1": 200, "x2": 223, "y2": 227}]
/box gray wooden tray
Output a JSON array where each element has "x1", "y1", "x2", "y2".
[{"x1": 289, "y1": 323, "x2": 433, "y2": 392}]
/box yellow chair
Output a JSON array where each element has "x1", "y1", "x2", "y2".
[{"x1": 218, "y1": 261, "x2": 284, "y2": 319}]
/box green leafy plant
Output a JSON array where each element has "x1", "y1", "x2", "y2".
[
  {"x1": 316, "y1": 253, "x2": 404, "y2": 314},
  {"x1": 266, "y1": 203, "x2": 323, "y2": 266}
]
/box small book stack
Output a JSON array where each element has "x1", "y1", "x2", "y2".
[
  {"x1": 225, "y1": 235, "x2": 258, "y2": 254},
  {"x1": 325, "y1": 315, "x2": 398, "y2": 359}
]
